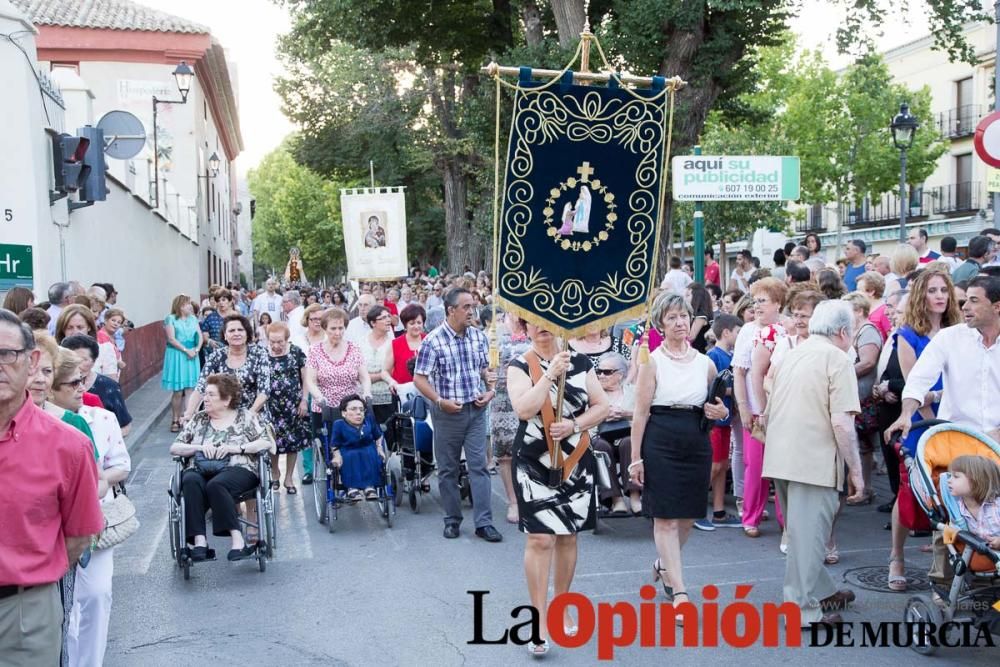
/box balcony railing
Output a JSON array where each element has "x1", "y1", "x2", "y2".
[
  {"x1": 846, "y1": 192, "x2": 928, "y2": 228},
  {"x1": 935, "y1": 105, "x2": 982, "y2": 139},
  {"x1": 931, "y1": 181, "x2": 981, "y2": 215},
  {"x1": 794, "y1": 205, "x2": 826, "y2": 233}
]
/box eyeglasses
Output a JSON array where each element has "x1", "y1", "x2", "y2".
[
  {"x1": 59, "y1": 378, "x2": 85, "y2": 389},
  {"x1": 0, "y1": 348, "x2": 27, "y2": 365},
  {"x1": 595, "y1": 368, "x2": 618, "y2": 376}
]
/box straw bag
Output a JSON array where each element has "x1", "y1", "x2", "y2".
[{"x1": 95, "y1": 485, "x2": 139, "y2": 550}]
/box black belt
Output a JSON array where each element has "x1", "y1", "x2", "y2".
[
  {"x1": 0, "y1": 584, "x2": 38, "y2": 600},
  {"x1": 650, "y1": 404, "x2": 702, "y2": 415}
]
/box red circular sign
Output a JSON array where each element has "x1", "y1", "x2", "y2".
[{"x1": 974, "y1": 111, "x2": 1000, "y2": 168}]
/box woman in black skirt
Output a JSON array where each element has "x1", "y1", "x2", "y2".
[
  {"x1": 629, "y1": 292, "x2": 729, "y2": 612},
  {"x1": 507, "y1": 323, "x2": 609, "y2": 656}
]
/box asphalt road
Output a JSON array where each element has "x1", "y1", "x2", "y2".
[{"x1": 105, "y1": 416, "x2": 997, "y2": 666}]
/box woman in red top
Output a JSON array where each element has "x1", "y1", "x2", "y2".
[{"x1": 384, "y1": 304, "x2": 426, "y2": 385}]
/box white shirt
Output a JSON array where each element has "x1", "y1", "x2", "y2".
[
  {"x1": 287, "y1": 305, "x2": 307, "y2": 350},
  {"x1": 902, "y1": 323, "x2": 1000, "y2": 435},
  {"x1": 252, "y1": 292, "x2": 283, "y2": 319},
  {"x1": 938, "y1": 256, "x2": 963, "y2": 272},
  {"x1": 345, "y1": 317, "x2": 371, "y2": 346},
  {"x1": 732, "y1": 320, "x2": 763, "y2": 414},
  {"x1": 730, "y1": 268, "x2": 750, "y2": 294},
  {"x1": 78, "y1": 405, "x2": 131, "y2": 502},
  {"x1": 426, "y1": 294, "x2": 443, "y2": 310},
  {"x1": 46, "y1": 304, "x2": 62, "y2": 335},
  {"x1": 660, "y1": 269, "x2": 692, "y2": 294}
]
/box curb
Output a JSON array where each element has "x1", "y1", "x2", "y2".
[{"x1": 123, "y1": 392, "x2": 172, "y2": 454}]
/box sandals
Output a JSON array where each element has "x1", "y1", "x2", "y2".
[
  {"x1": 846, "y1": 492, "x2": 874, "y2": 506},
  {"x1": 527, "y1": 639, "x2": 549, "y2": 658},
  {"x1": 824, "y1": 547, "x2": 840, "y2": 565},
  {"x1": 652, "y1": 559, "x2": 674, "y2": 600},
  {"x1": 743, "y1": 526, "x2": 761, "y2": 538},
  {"x1": 285, "y1": 485, "x2": 298, "y2": 495},
  {"x1": 170, "y1": 420, "x2": 181, "y2": 433},
  {"x1": 672, "y1": 592, "x2": 690, "y2": 626},
  {"x1": 346, "y1": 489, "x2": 363, "y2": 502},
  {"x1": 364, "y1": 487, "x2": 378, "y2": 500},
  {"x1": 887, "y1": 556, "x2": 907, "y2": 591},
  {"x1": 270, "y1": 480, "x2": 281, "y2": 491}
]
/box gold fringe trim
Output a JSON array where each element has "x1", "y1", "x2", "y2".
[{"x1": 493, "y1": 295, "x2": 650, "y2": 341}]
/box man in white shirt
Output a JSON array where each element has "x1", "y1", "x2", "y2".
[
  {"x1": 660, "y1": 255, "x2": 692, "y2": 294},
  {"x1": 346, "y1": 294, "x2": 375, "y2": 345},
  {"x1": 888, "y1": 275, "x2": 1000, "y2": 442},
  {"x1": 252, "y1": 278, "x2": 283, "y2": 322},
  {"x1": 937, "y1": 236, "x2": 963, "y2": 273},
  {"x1": 907, "y1": 228, "x2": 940, "y2": 264},
  {"x1": 282, "y1": 290, "x2": 307, "y2": 350},
  {"x1": 45, "y1": 281, "x2": 72, "y2": 335},
  {"x1": 728, "y1": 250, "x2": 753, "y2": 294},
  {"x1": 426, "y1": 284, "x2": 444, "y2": 310}
]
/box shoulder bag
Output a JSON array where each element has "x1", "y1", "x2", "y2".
[{"x1": 95, "y1": 484, "x2": 139, "y2": 550}]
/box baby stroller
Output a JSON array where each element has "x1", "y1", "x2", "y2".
[{"x1": 898, "y1": 421, "x2": 1000, "y2": 655}]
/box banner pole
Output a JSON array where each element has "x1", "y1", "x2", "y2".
[{"x1": 694, "y1": 144, "x2": 705, "y2": 283}]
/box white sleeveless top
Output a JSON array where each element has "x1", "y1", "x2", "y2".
[{"x1": 651, "y1": 347, "x2": 712, "y2": 406}]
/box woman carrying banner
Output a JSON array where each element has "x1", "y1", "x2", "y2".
[
  {"x1": 506, "y1": 323, "x2": 609, "y2": 656},
  {"x1": 629, "y1": 292, "x2": 729, "y2": 613}
]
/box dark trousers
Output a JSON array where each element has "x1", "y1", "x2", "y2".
[{"x1": 182, "y1": 467, "x2": 258, "y2": 539}]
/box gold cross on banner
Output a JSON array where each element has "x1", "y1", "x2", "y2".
[{"x1": 576, "y1": 162, "x2": 594, "y2": 182}]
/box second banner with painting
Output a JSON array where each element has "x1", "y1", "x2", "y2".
[{"x1": 340, "y1": 187, "x2": 408, "y2": 281}]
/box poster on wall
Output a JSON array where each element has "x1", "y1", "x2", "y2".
[{"x1": 340, "y1": 187, "x2": 408, "y2": 280}]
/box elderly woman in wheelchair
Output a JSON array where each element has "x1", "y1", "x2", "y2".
[
  {"x1": 170, "y1": 374, "x2": 275, "y2": 562},
  {"x1": 329, "y1": 394, "x2": 387, "y2": 501}
]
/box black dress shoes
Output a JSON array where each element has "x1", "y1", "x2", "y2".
[
  {"x1": 475, "y1": 525, "x2": 503, "y2": 542},
  {"x1": 227, "y1": 544, "x2": 257, "y2": 561},
  {"x1": 301, "y1": 473, "x2": 314, "y2": 485},
  {"x1": 443, "y1": 524, "x2": 460, "y2": 539}
]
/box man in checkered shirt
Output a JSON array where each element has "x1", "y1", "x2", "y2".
[{"x1": 414, "y1": 287, "x2": 501, "y2": 542}]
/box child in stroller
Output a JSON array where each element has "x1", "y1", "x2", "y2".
[{"x1": 946, "y1": 455, "x2": 1000, "y2": 551}]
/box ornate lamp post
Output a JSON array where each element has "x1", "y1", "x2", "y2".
[
  {"x1": 890, "y1": 102, "x2": 919, "y2": 243},
  {"x1": 152, "y1": 61, "x2": 194, "y2": 207}
]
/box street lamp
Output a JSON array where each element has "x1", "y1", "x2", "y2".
[
  {"x1": 198, "y1": 152, "x2": 221, "y2": 180},
  {"x1": 152, "y1": 62, "x2": 195, "y2": 208},
  {"x1": 890, "y1": 102, "x2": 919, "y2": 243}
]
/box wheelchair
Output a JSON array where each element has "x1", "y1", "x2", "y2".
[
  {"x1": 168, "y1": 453, "x2": 277, "y2": 579},
  {"x1": 385, "y1": 394, "x2": 473, "y2": 512},
  {"x1": 311, "y1": 405, "x2": 398, "y2": 531}
]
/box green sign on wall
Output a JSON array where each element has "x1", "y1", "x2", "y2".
[{"x1": 0, "y1": 244, "x2": 33, "y2": 291}]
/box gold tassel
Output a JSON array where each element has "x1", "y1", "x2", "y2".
[
  {"x1": 638, "y1": 331, "x2": 650, "y2": 365},
  {"x1": 488, "y1": 326, "x2": 500, "y2": 368}
]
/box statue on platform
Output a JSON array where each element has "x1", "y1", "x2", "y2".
[{"x1": 284, "y1": 247, "x2": 307, "y2": 285}]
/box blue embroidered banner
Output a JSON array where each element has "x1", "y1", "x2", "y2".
[{"x1": 496, "y1": 76, "x2": 668, "y2": 337}]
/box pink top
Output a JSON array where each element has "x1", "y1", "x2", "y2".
[
  {"x1": 307, "y1": 341, "x2": 363, "y2": 413},
  {"x1": 0, "y1": 396, "x2": 104, "y2": 586},
  {"x1": 869, "y1": 304, "x2": 892, "y2": 342}
]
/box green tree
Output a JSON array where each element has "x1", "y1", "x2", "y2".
[
  {"x1": 275, "y1": 0, "x2": 986, "y2": 276},
  {"x1": 783, "y1": 53, "x2": 945, "y2": 247},
  {"x1": 247, "y1": 142, "x2": 346, "y2": 283}
]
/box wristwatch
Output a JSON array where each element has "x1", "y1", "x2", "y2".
[
  {"x1": 240, "y1": 445, "x2": 246, "y2": 454},
  {"x1": 572, "y1": 419, "x2": 580, "y2": 434}
]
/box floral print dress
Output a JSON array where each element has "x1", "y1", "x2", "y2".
[
  {"x1": 268, "y1": 344, "x2": 311, "y2": 453},
  {"x1": 196, "y1": 345, "x2": 272, "y2": 422}
]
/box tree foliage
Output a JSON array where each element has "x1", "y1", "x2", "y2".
[
  {"x1": 247, "y1": 142, "x2": 345, "y2": 283},
  {"x1": 272, "y1": 0, "x2": 987, "y2": 275}
]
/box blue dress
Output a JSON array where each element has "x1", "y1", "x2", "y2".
[
  {"x1": 332, "y1": 413, "x2": 383, "y2": 489},
  {"x1": 895, "y1": 325, "x2": 942, "y2": 454},
  {"x1": 162, "y1": 314, "x2": 202, "y2": 391}
]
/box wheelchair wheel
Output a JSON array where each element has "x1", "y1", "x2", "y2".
[
  {"x1": 265, "y1": 504, "x2": 277, "y2": 557},
  {"x1": 328, "y1": 500, "x2": 337, "y2": 533},
  {"x1": 257, "y1": 548, "x2": 267, "y2": 572},
  {"x1": 409, "y1": 486, "x2": 419, "y2": 513},
  {"x1": 168, "y1": 496, "x2": 179, "y2": 561},
  {"x1": 312, "y1": 440, "x2": 328, "y2": 524}
]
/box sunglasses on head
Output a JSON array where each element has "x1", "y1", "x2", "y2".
[{"x1": 595, "y1": 368, "x2": 618, "y2": 376}]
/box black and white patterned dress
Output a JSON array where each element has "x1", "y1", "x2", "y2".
[{"x1": 509, "y1": 351, "x2": 597, "y2": 534}]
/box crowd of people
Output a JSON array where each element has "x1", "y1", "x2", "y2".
[{"x1": 2, "y1": 226, "x2": 1000, "y2": 661}]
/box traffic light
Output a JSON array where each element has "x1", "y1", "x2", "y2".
[
  {"x1": 77, "y1": 126, "x2": 107, "y2": 203},
  {"x1": 51, "y1": 132, "x2": 90, "y2": 194}
]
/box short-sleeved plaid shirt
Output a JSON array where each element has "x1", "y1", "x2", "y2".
[{"x1": 414, "y1": 322, "x2": 488, "y2": 404}]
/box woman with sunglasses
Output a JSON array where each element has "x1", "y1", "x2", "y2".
[{"x1": 590, "y1": 351, "x2": 639, "y2": 515}]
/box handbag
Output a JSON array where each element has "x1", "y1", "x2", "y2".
[
  {"x1": 702, "y1": 369, "x2": 731, "y2": 432},
  {"x1": 855, "y1": 395, "x2": 880, "y2": 434},
  {"x1": 95, "y1": 485, "x2": 139, "y2": 550},
  {"x1": 596, "y1": 420, "x2": 631, "y2": 442},
  {"x1": 592, "y1": 449, "x2": 613, "y2": 490},
  {"x1": 193, "y1": 428, "x2": 230, "y2": 476}
]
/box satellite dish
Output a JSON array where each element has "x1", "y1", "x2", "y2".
[{"x1": 96, "y1": 110, "x2": 147, "y2": 160}]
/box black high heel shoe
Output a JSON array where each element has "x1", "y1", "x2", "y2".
[{"x1": 652, "y1": 559, "x2": 673, "y2": 601}]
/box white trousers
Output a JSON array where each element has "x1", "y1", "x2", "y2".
[{"x1": 67, "y1": 547, "x2": 114, "y2": 667}]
